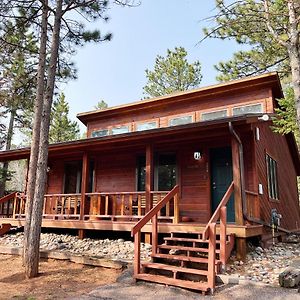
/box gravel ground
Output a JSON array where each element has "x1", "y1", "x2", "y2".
[
  {"x1": 0, "y1": 232, "x2": 152, "y2": 262},
  {"x1": 72, "y1": 268, "x2": 300, "y2": 300},
  {"x1": 225, "y1": 235, "x2": 300, "y2": 285}
]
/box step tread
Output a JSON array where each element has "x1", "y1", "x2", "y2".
[
  {"x1": 142, "y1": 262, "x2": 208, "y2": 275},
  {"x1": 165, "y1": 237, "x2": 222, "y2": 243},
  {"x1": 134, "y1": 273, "x2": 209, "y2": 292},
  {"x1": 158, "y1": 244, "x2": 220, "y2": 253},
  {"x1": 152, "y1": 253, "x2": 208, "y2": 263}
]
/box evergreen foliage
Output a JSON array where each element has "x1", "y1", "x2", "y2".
[
  {"x1": 94, "y1": 100, "x2": 108, "y2": 110},
  {"x1": 143, "y1": 47, "x2": 202, "y2": 98},
  {"x1": 273, "y1": 87, "x2": 299, "y2": 139},
  {"x1": 203, "y1": 0, "x2": 300, "y2": 136},
  {"x1": 49, "y1": 93, "x2": 80, "y2": 143}
]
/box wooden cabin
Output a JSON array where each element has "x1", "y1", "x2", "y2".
[{"x1": 0, "y1": 72, "x2": 300, "y2": 293}]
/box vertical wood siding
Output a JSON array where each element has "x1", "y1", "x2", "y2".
[{"x1": 255, "y1": 122, "x2": 300, "y2": 230}]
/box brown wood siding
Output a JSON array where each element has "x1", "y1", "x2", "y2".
[
  {"x1": 255, "y1": 122, "x2": 300, "y2": 230},
  {"x1": 95, "y1": 152, "x2": 136, "y2": 192},
  {"x1": 47, "y1": 160, "x2": 64, "y2": 194},
  {"x1": 180, "y1": 147, "x2": 210, "y2": 223},
  {"x1": 87, "y1": 88, "x2": 272, "y2": 137},
  {"x1": 242, "y1": 132, "x2": 256, "y2": 191}
]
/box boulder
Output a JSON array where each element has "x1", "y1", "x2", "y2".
[{"x1": 279, "y1": 267, "x2": 300, "y2": 288}]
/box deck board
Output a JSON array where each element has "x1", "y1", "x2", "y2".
[{"x1": 0, "y1": 218, "x2": 263, "y2": 238}]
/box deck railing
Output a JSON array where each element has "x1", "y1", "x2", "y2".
[
  {"x1": 85, "y1": 191, "x2": 171, "y2": 221},
  {"x1": 131, "y1": 185, "x2": 180, "y2": 276},
  {"x1": 202, "y1": 181, "x2": 234, "y2": 290},
  {"x1": 0, "y1": 192, "x2": 17, "y2": 218},
  {"x1": 3, "y1": 190, "x2": 177, "y2": 221}
]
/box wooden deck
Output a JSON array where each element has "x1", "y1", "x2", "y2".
[{"x1": 0, "y1": 217, "x2": 262, "y2": 238}]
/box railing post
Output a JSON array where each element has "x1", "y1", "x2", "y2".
[
  {"x1": 207, "y1": 222, "x2": 216, "y2": 293},
  {"x1": 220, "y1": 206, "x2": 227, "y2": 266},
  {"x1": 152, "y1": 214, "x2": 158, "y2": 255},
  {"x1": 134, "y1": 231, "x2": 141, "y2": 276},
  {"x1": 173, "y1": 193, "x2": 179, "y2": 224},
  {"x1": 12, "y1": 193, "x2": 17, "y2": 219}
]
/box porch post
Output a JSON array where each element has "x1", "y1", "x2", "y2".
[
  {"x1": 145, "y1": 144, "x2": 154, "y2": 213},
  {"x1": 80, "y1": 152, "x2": 89, "y2": 221},
  {"x1": 231, "y1": 136, "x2": 246, "y2": 259},
  {"x1": 231, "y1": 136, "x2": 244, "y2": 225}
]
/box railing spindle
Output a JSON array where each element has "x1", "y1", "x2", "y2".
[{"x1": 105, "y1": 195, "x2": 109, "y2": 215}]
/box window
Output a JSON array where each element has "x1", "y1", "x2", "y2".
[
  {"x1": 201, "y1": 110, "x2": 227, "y2": 121},
  {"x1": 266, "y1": 154, "x2": 279, "y2": 200},
  {"x1": 111, "y1": 125, "x2": 129, "y2": 135},
  {"x1": 91, "y1": 129, "x2": 109, "y2": 138},
  {"x1": 137, "y1": 156, "x2": 146, "y2": 191},
  {"x1": 136, "y1": 121, "x2": 157, "y2": 132},
  {"x1": 232, "y1": 103, "x2": 263, "y2": 116},
  {"x1": 169, "y1": 115, "x2": 193, "y2": 126}
]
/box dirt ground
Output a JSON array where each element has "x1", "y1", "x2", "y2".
[{"x1": 0, "y1": 254, "x2": 121, "y2": 300}]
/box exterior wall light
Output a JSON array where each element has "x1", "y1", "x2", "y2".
[{"x1": 194, "y1": 151, "x2": 202, "y2": 160}]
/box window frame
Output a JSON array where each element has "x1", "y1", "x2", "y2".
[
  {"x1": 266, "y1": 153, "x2": 279, "y2": 201},
  {"x1": 168, "y1": 113, "x2": 195, "y2": 127},
  {"x1": 201, "y1": 109, "x2": 228, "y2": 121},
  {"x1": 135, "y1": 119, "x2": 159, "y2": 132},
  {"x1": 232, "y1": 103, "x2": 263, "y2": 116}
]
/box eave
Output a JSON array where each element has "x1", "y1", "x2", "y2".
[{"x1": 77, "y1": 72, "x2": 283, "y2": 125}]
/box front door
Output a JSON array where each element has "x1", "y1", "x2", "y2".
[{"x1": 210, "y1": 147, "x2": 235, "y2": 222}]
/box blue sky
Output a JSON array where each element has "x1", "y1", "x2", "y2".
[{"x1": 62, "y1": 0, "x2": 241, "y2": 130}]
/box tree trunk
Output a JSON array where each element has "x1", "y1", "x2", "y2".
[
  {"x1": 0, "y1": 108, "x2": 16, "y2": 196},
  {"x1": 290, "y1": 47, "x2": 300, "y2": 132},
  {"x1": 24, "y1": 0, "x2": 63, "y2": 278},
  {"x1": 287, "y1": 0, "x2": 300, "y2": 132},
  {"x1": 23, "y1": 0, "x2": 48, "y2": 270}
]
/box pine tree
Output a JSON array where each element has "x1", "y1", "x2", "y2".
[
  {"x1": 94, "y1": 99, "x2": 108, "y2": 110},
  {"x1": 143, "y1": 47, "x2": 202, "y2": 98},
  {"x1": 49, "y1": 93, "x2": 80, "y2": 143},
  {"x1": 202, "y1": 1, "x2": 300, "y2": 132}
]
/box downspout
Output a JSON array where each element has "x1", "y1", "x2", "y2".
[{"x1": 228, "y1": 122, "x2": 292, "y2": 234}]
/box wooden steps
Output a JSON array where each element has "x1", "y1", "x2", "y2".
[
  {"x1": 134, "y1": 273, "x2": 209, "y2": 292},
  {"x1": 157, "y1": 244, "x2": 220, "y2": 253},
  {"x1": 142, "y1": 262, "x2": 208, "y2": 276},
  {"x1": 0, "y1": 223, "x2": 11, "y2": 236},
  {"x1": 136, "y1": 230, "x2": 235, "y2": 294},
  {"x1": 151, "y1": 253, "x2": 209, "y2": 263}
]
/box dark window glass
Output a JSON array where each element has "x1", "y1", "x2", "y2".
[
  {"x1": 266, "y1": 154, "x2": 279, "y2": 200},
  {"x1": 91, "y1": 129, "x2": 109, "y2": 138},
  {"x1": 157, "y1": 154, "x2": 177, "y2": 191},
  {"x1": 137, "y1": 156, "x2": 146, "y2": 191},
  {"x1": 64, "y1": 161, "x2": 82, "y2": 193}
]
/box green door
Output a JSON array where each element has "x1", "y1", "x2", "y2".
[{"x1": 210, "y1": 147, "x2": 235, "y2": 222}]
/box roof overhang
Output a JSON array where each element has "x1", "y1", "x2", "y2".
[
  {"x1": 77, "y1": 72, "x2": 283, "y2": 125},
  {"x1": 1, "y1": 113, "x2": 299, "y2": 176},
  {"x1": 0, "y1": 114, "x2": 260, "y2": 162}
]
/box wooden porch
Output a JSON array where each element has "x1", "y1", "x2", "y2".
[{"x1": 0, "y1": 190, "x2": 262, "y2": 239}]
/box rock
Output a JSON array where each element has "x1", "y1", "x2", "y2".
[{"x1": 279, "y1": 267, "x2": 300, "y2": 288}]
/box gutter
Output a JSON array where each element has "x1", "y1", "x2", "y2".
[{"x1": 228, "y1": 121, "x2": 292, "y2": 234}]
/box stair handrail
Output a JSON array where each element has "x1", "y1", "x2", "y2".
[
  {"x1": 0, "y1": 192, "x2": 18, "y2": 218},
  {"x1": 131, "y1": 185, "x2": 180, "y2": 276},
  {"x1": 202, "y1": 181, "x2": 234, "y2": 241},
  {"x1": 0, "y1": 192, "x2": 17, "y2": 204}
]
